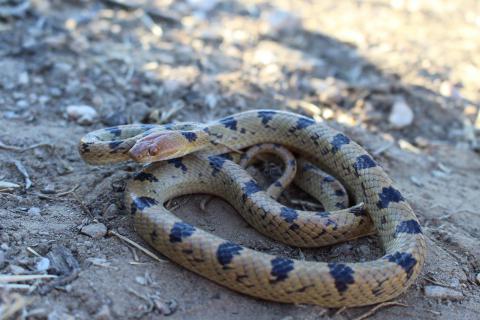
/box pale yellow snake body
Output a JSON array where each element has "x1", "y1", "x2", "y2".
[{"x1": 79, "y1": 109, "x2": 426, "y2": 307}]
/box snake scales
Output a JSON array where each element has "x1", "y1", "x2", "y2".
[{"x1": 79, "y1": 109, "x2": 426, "y2": 307}]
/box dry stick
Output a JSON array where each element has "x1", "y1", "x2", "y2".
[
  {"x1": 0, "y1": 274, "x2": 57, "y2": 282},
  {"x1": 13, "y1": 160, "x2": 32, "y2": 189},
  {"x1": 72, "y1": 192, "x2": 93, "y2": 217},
  {"x1": 334, "y1": 306, "x2": 347, "y2": 317},
  {"x1": 0, "y1": 292, "x2": 33, "y2": 320},
  {"x1": 56, "y1": 184, "x2": 80, "y2": 197},
  {"x1": 34, "y1": 185, "x2": 79, "y2": 201},
  {"x1": 0, "y1": 140, "x2": 52, "y2": 151},
  {"x1": 26, "y1": 247, "x2": 42, "y2": 258},
  {"x1": 424, "y1": 276, "x2": 455, "y2": 289},
  {"x1": 0, "y1": 284, "x2": 32, "y2": 289},
  {"x1": 108, "y1": 230, "x2": 166, "y2": 263},
  {"x1": 352, "y1": 302, "x2": 408, "y2": 320}
]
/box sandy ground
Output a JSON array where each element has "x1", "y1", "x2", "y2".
[{"x1": 1, "y1": 0, "x2": 479, "y2": 319}]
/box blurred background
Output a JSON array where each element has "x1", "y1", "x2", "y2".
[{"x1": 1, "y1": 1, "x2": 479, "y2": 319}]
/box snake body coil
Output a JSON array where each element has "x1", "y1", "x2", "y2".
[{"x1": 79, "y1": 109, "x2": 426, "y2": 307}]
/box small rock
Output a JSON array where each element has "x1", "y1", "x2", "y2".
[
  {"x1": 432, "y1": 170, "x2": 448, "y2": 178},
  {"x1": 205, "y1": 94, "x2": 218, "y2": 109},
  {"x1": 265, "y1": 9, "x2": 301, "y2": 34},
  {"x1": 153, "y1": 298, "x2": 178, "y2": 316},
  {"x1": 81, "y1": 223, "x2": 107, "y2": 239},
  {"x1": 356, "y1": 245, "x2": 370, "y2": 256},
  {"x1": 28, "y1": 207, "x2": 41, "y2": 216},
  {"x1": 414, "y1": 136, "x2": 429, "y2": 148},
  {"x1": 50, "y1": 87, "x2": 62, "y2": 97},
  {"x1": 103, "y1": 203, "x2": 119, "y2": 220},
  {"x1": 331, "y1": 243, "x2": 352, "y2": 257},
  {"x1": 187, "y1": 0, "x2": 219, "y2": 12},
  {"x1": 125, "y1": 101, "x2": 150, "y2": 123},
  {"x1": 410, "y1": 176, "x2": 424, "y2": 187},
  {"x1": 9, "y1": 264, "x2": 27, "y2": 275},
  {"x1": 36, "y1": 257, "x2": 50, "y2": 272},
  {"x1": 41, "y1": 184, "x2": 56, "y2": 194},
  {"x1": 135, "y1": 276, "x2": 146, "y2": 285},
  {"x1": 94, "y1": 305, "x2": 112, "y2": 320},
  {"x1": 18, "y1": 72, "x2": 29, "y2": 85},
  {"x1": 0, "y1": 181, "x2": 20, "y2": 190},
  {"x1": 38, "y1": 95, "x2": 50, "y2": 105},
  {"x1": 66, "y1": 105, "x2": 98, "y2": 125},
  {"x1": 476, "y1": 273, "x2": 480, "y2": 285},
  {"x1": 424, "y1": 285, "x2": 464, "y2": 301},
  {"x1": 0, "y1": 250, "x2": 5, "y2": 269},
  {"x1": 388, "y1": 98, "x2": 414, "y2": 128},
  {"x1": 449, "y1": 278, "x2": 461, "y2": 289},
  {"x1": 16, "y1": 100, "x2": 29, "y2": 108}
]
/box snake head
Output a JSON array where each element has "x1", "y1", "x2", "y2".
[{"x1": 129, "y1": 130, "x2": 207, "y2": 163}]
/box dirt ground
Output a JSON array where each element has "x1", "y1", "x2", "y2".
[{"x1": 1, "y1": 0, "x2": 480, "y2": 319}]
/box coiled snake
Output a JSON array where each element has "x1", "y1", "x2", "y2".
[{"x1": 79, "y1": 109, "x2": 426, "y2": 307}]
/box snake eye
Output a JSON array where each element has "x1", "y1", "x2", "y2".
[{"x1": 148, "y1": 145, "x2": 158, "y2": 156}]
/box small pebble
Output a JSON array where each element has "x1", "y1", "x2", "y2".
[
  {"x1": 103, "y1": 203, "x2": 119, "y2": 220},
  {"x1": 50, "y1": 88, "x2": 62, "y2": 97},
  {"x1": 9, "y1": 264, "x2": 28, "y2": 275},
  {"x1": 0, "y1": 250, "x2": 5, "y2": 269},
  {"x1": 16, "y1": 100, "x2": 29, "y2": 108},
  {"x1": 66, "y1": 105, "x2": 98, "y2": 125},
  {"x1": 153, "y1": 298, "x2": 178, "y2": 316},
  {"x1": 476, "y1": 273, "x2": 480, "y2": 285},
  {"x1": 424, "y1": 285, "x2": 464, "y2": 301},
  {"x1": 27, "y1": 207, "x2": 41, "y2": 216},
  {"x1": 125, "y1": 101, "x2": 150, "y2": 123},
  {"x1": 18, "y1": 72, "x2": 29, "y2": 85},
  {"x1": 135, "y1": 276, "x2": 146, "y2": 285},
  {"x1": 0, "y1": 181, "x2": 20, "y2": 190},
  {"x1": 41, "y1": 184, "x2": 56, "y2": 194},
  {"x1": 449, "y1": 278, "x2": 460, "y2": 289},
  {"x1": 81, "y1": 223, "x2": 107, "y2": 239},
  {"x1": 94, "y1": 305, "x2": 112, "y2": 320},
  {"x1": 331, "y1": 243, "x2": 352, "y2": 257},
  {"x1": 356, "y1": 245, "x2": 370, "y2": 256},
  {"x1": 265, "y1": 9, "x2": 301, "y2": 34},
  {"x1": 36, "y1": 257, "x2": 50, "y2": 272},
  {"x1": 187, "y1": 0, "x2": 219, "y2": 12},
  {"x1": 38, "y1": 95, "x2": 50, "y2": 105},
  {"x1": 388, "y1": 97, "x2": 414, "y2": 128}
]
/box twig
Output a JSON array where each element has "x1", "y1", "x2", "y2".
[
  {"x1": 0, "y1": 140, "x2": 51, "y2": 152},
  {"x1": 0, "y1": 274, "x2": 57, "y2": 283},
  {"x1": 352, "y1": 302, "x2": 408, "y2": 320},
  {"x1": 13, "y1": 161, "x2": 32, "y2": 189},
  {"x1": 127, "y1": 288, "x2": 155, "y2": 318},
  {"x1": 0, "y1": 283, "x2": 32, "y2": 289},
  {"x1": 56, "y1": 184, "x2": 80, "y2": 197},
  {"x1": 108, "y1": 230, "x2": 166, "y2": 263},
  {"x1": 26, "y1": 247, "x2": 42, "y2": 257},
  {"x1": 334, "y1": 306, "x2": 347, "y2": 317},
  {"x1": 424, "y1": 276, "x2": 455, "y2": 289},
  {"x1": 72, "y1": 192, "x2": 93, "y2": 217},
  {"x1": 0, "y1": 292, "x2": 33, "y2": 320},
  {"x1": 34, "y1": 185, "x2": 79, "y2": 200}
]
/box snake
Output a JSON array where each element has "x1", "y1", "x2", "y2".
[{"x1": 79, "y1": 109, "x2": 426, "y2": 307}]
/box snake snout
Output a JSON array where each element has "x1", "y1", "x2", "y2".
[{"x1": 129, "y1": 131, "x2": 186, "y2": 163}]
